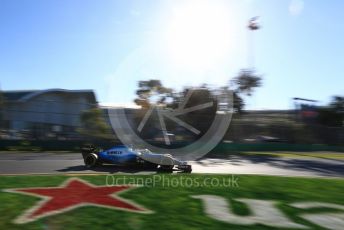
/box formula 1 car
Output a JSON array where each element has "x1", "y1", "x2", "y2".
[{"x1": 81, "y1": 145, "x2": 192, "y2": 173}]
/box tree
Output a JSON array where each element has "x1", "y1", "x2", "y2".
[
  {"x1": 177, "y1": 87, "x2": 218, "y2": 135},
  {"x1": 78, "y1": 108, "x2": 114, "y2": 140},
  {"x1": 232, "y1": 69, "x2": 262, "y2": 96},
  {"x1": 0, "y1": 91, "x2": 4, "y2": 107},
  {"x1": 233, "y1": 91, "x2": 245, "y2": 113},
  {"x1": 0, "y1": 89, "x2": 5, "y2": 129},
  {"x1": 317, "y1": 96, "x2": 344, "y2": 127},
  {"x1": 230, "y1": 69, "x2": 262, "y2": 112},
  {"x1": 134, "y1": 80, "x2": 173, "y2": 108},
  {"x1": 329, "y1": 96, "x2": 344, "y2": 111}
]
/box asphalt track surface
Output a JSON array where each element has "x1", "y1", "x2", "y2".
[{"x1": 0, "y1": 152, "x2": 343, "y2": 178}]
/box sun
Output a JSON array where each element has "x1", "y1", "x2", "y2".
[{"x1": 165, "y1": 0, "x2": 233, "y2": 70}]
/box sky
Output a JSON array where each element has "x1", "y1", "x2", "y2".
[{"x1": 0, "y1": 0, "x2": 343, "y2": 109}]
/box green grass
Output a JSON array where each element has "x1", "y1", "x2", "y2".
[{"x1": 0, "y1": 174, "x2": 343, "y2": 230}]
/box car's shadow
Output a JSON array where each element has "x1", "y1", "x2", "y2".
[{"x1": 57, "y1": 164, "x2": 181, "y2": 174}]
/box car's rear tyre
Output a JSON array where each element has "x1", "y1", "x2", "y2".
[{"x1": 84, "y1": 153, "x2": 98, "y2": 168}]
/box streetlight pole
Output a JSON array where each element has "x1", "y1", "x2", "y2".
[{"x1": 248, "y1": 16, "x2": 260, "y2": 69}]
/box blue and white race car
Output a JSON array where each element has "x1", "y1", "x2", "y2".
[{"x1": 81, "y1": 145, "x2": 192, "y2": 173}]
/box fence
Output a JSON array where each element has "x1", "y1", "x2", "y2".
[{"x1": 0, "y1": 140, "x2": 342, "y2": 152}]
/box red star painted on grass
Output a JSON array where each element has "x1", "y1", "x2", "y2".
[{"x1": 4, "y1": 178, "x2": 152, "y2": 224}]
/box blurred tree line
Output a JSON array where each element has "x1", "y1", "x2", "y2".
[
  {"x1": 134, "y1": 69, "x2": 262, "y2": 113},
  {"x1": 132, "y1": 69, "x2": 262, "y2": 141}
]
